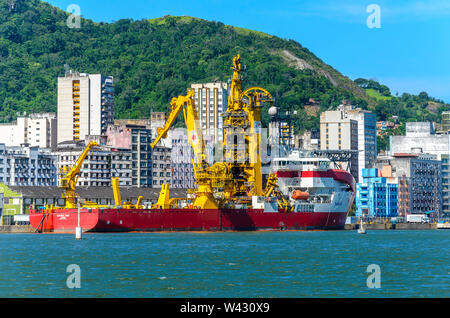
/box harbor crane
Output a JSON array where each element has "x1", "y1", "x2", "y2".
[
  {"x1": 151, "y1": 54, "x2": 290, "y2": 211},
  {"x1": 59, "y1": 141, "x2": 98, "y2": 209}
]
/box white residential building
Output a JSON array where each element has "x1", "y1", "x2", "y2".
[
  {"x1": 320, "y1": 102, "x2": 377, "y2": 182},
  {"x1": 0, "y1": 144, "x2": 57, "y2": 186},
  {"x1": 191, "y1": 82, "x2": 230, "y2": 144},
  {"x1": 345, "y1": 106, "x2": 377, "y2": 182},
  {"x1": 54, "y1": 140, "x2": 112, "y2": 187},
  {"x1": 390, "y1": 122, "x2": 449, "y2": 158},
  {"x1": 0, "y1": 113, "x2": 57, "y2": 149},
  {"x1": 171, "y1": 128, "x2": 195, "y2": 189},
  {"x1": 110, "y1": 148, "x2": 133, "y2": 187},
  {"x1": 57, "y1": 71, "x2": 114, "y2": 144},
  {"x1": 320, "y1": 106, "x2": 359, "y2": 181}
]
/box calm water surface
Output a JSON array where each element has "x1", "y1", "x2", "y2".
[{"x1": 0, "y1": 230, "x2": 448, "y2": 297}]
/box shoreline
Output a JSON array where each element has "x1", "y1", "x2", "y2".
[
  {"x1": 0, "y1": 224, "x2": 444, "y2": 233},
  {"x1": 344, "y1": 223, "x2": 438, "y2": 230}
]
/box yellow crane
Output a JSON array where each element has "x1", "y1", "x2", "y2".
[
  {"x1": 112, "y1": 177, "x2": 143, "y2": 209},
  {"x1": 263, "y1": 174, "x2": 292, "y2": 212},
  {"x1": 151, "y1": 55, "x2": 289, "y2": 211},
  {"x1": 60, "y1": 141, "x2": 98, "y2": 208},
  {"x1": 223, "y1": 53, "x2": 274, "y2": 199},
  {"x1": 150, "y1": 89, "x2": 224, "y2": 209}
]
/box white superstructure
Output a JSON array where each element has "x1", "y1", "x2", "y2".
[{"x1": 271, "y1": 150, "x2": 355, "y2": 213}]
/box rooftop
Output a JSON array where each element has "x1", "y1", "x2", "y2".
[{"x1": 7, "y1": 186, "x2": 188, "y2": 201}]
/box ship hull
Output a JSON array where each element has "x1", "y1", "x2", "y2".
[{"x1": 29, "y1": 208, "x2": 349, "y2": 233}]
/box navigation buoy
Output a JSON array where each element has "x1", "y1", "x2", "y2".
[
  {"x1": 76, "y1": 207, "x2": 82, "y2": 240},
  {"x1": 75, "y1": 226, "x2": 82, "y2": 240}
]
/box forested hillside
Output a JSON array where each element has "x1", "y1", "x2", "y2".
[
  {"x1": 355, "y1": 78, "x2": 448, "y2": 124},
  {"x1": 0, "y1": 0, "x2": 447, "y2": 132}
]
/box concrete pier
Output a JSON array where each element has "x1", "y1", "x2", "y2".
[
  {"x1": 345, "y1": 223, "x2": 437, "y2": 230},
  {"x1": 0, "y1": 225, "x2": 34, "y2": 233}
]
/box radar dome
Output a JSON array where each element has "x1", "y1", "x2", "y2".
[{"x1": 268, "y1": 106, "x2": 278, "y2": 116}]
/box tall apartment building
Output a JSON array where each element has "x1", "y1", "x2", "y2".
[
  {"x1": 0, "y1": 144, "x2": 57, "y2": 186},
  {"x1": 171, "y1": 128, "x2": 195, "y2": 189},
  {"x1": 55, "y1": 140, "x2": 112, "y2": 187},
  {"x1": 391, "y1": 122, "x2": 450, "y2": 217},
  {"x1": 191, "y1": 82, "x2": 230, "y2": 144},
  {"x1": 57, "y1": 71, "x2": 114, "y2": 144},
  {"x1": 320, "y1": 102, "x2": 377, "y2": 182},
  {"x1": 376, "y1": 153, "x2": 442, "y2": 218},
  {"x1": 442, "y1": 154, "x2": 450, "y2": 217},
  {"x1": 0, "y1": 113, "x2": 57, "y2": 150},
  {"x1": 345, "y1": 105, "x2": 377, "y2": 182},
  {"x1": 152, "y1": 146, "x2": 172, "y2": 187},
  {"x1": 320, "y1": 106, "x2": 359, "y2": 180},
  {"x1": 106, "y1": 124, "x2": 153, "y2": 187},
  {"x1": 110, "y1": 148, "x2": 132, "y2": 187},
  {"x1": 356, "y1": 168, "x2": 398, "y2": 218}
]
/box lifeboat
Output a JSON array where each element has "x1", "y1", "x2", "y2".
[{"x1": 292, "y1": 190, "x2": 309, "y2": 200}]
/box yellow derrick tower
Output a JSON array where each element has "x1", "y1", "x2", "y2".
[
  {"x1": 151, "y1": 55, "x2": 284, "y2": 210},
  {"x1": 223, "y1": 54, "x2": 273, "y2": 200}
]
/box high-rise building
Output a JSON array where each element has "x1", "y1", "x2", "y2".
[
  {"x1": 110, "y1": 148, "x2": 133, "y2": 187},
  {"x1": 171, "y1": 128, "x2": 195, "y2": 189},
  {"x1": 320, "y1": 105, "x2": 359, "y2": 180},
  {"x1": 57, "y1": 71, "x2": 114, "y2": 144},
  {"x1": 442, "y1": 154, "x2": 450, "y2": 217},
  {"x1": 344, "y1": 106, "x2": 377, "y2": 182},
  {"x1": 191, "y1": 82, "x2": 230, "y2": 144},
  {"x1": 0, "y1": 113, "x2": 57, "y2": 150},
  {"x1": 390, "y1": 122, "x2": 450, "y2": 218},
  {"x1": 88, "y1": 74, "x2": 114, "y2": 136},
  {"x1": 376, "y1": 153, "x2": 442, "y2": 219},
  {"x1": 106, "y1": 124, "x2": 153, "y2": 187},
  {"x1": 320, "y1": 102, "x2": 377, "y2": 182},
  {"x1": 151, "y1": 146, "x2": 171, "y2": 187}
]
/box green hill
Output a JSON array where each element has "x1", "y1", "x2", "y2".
[
  {"x1": 355, "y1": 78, "x2": 448, "y2": 124},
  {"x1": 0, "y1": 0, "x2": 447, "y2": 133}
]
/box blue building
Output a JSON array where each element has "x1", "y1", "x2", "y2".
[{"x1": 356, "y1": 168, "x2": 398, "y2": 217}]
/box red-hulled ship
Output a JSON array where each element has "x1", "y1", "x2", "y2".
[
  {"x1": 30, "y1": 55, "x2": 356, "y2": 233},
  {"x1": 30, "y1": 151, "x2": 355, "y2": 233}
]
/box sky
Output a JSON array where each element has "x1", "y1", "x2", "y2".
[{"x1": 46, "y1": 0, "x2": 450, "y2": 103}]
